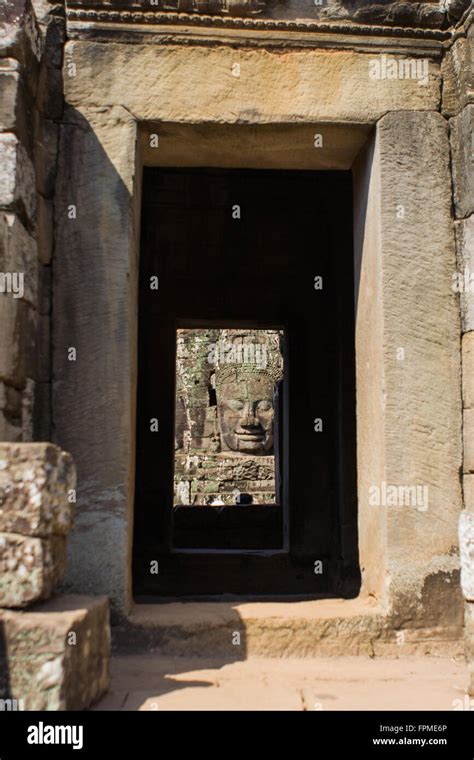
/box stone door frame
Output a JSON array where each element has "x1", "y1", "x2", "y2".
[{"x1": 53, "y1": 32, "x2": 462, "y2": 623}]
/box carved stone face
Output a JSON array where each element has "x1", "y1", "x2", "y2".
[{"x1": 217, "y1": 375, "x2": 275, "y2": 454}]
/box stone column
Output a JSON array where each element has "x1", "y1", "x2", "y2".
[
  {"x1": 53, "y1": 105, "x2": 139, "y2": 618},
  {"x1": 354, "y1": 110, "x2": 463, "y2": 626}
]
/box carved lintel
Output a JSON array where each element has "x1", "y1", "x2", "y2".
[
  {"x1": 64, "y1": 0, "x2": 453, "y2": 40},
  {"x1": 66, "y1": 0, "x2": 269, "y2": 18}
]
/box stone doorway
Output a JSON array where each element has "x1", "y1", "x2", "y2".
[{"x1": 132, "y1": 167, "x2": 359, "y2": 598}]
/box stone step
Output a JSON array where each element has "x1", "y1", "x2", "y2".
[{"x1": 113, "y1": 597, "x2": 463, "y2": 659}]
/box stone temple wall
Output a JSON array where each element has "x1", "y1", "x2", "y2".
[
  {"x1": 0, "y1": 0, "x2": 473, "y2": 672},
  {"x1": 174, "y1": 328, "x2": 283, "y2": 505},
  {"x1": 0, "y1": 0, "x2": 66, "y2": 443},
  {"x1": 0, "y1": 3, "x2": 111, "y2": 709}
]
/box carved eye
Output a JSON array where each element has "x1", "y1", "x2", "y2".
[
  {"x1": 227, "y1": 400, "x2": 244, "y2": 411},
  {"x1": 256, "y1": 400, "x2": 272, "y2": 412}
]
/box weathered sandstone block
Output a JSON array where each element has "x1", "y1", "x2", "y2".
[
  {"x1": 54, "y1": 106, "x2": 135, "y2": 613},
  {"x1": 0, "y1": 63, "x2": 21, "y2": 133},
  {"x1": 34, "y1": 116, "x2": 59, "y2": 197},
  {"x1": 0, "y1": 59, "x2": 34, "y2": 153},
  {"x1": 462, "y1": 332, "x2": 474, "y2": 409},
  {"x1": 0, "y1": 532, "x2": 66, "y2": 607},
  {"x1": 0, "y1": 134, "x2": 36, "y2": 229},
  {"x1": 464, "y1": 474, "x2": 474, "y2": 513},
  {"x1": 0, "y1": 0, "x2": 42, "y2": 69},
  {"x1": 0, "y1": 211, "x2": 38, "y2": 308},
  {"x1": 0, "y1": 443, "x2": 75, "y2": 536},
  {"x1": 464, "y1": 409, "x2": 474, "y2": 473},
  {"x1": 455, "y1": 217, "x2": 474, "y2": 334},
  {"x1": 451, "y1": 105, "x2": 474, "y2": 219},
  {"x1": 0, "y1": 595, "x2": 110, "y2": 710},
  {"x1": 63, "y1": 42, "x2": 440, "y2": 125},
  {"x1": 442, "y1": 28, "x2": 474, "y2": 118},
  {"x1": 0, "y1": 295, "x2": 37, "y2": 387},
  {"x1": 0, "y1": 381, "x2": 21, "y2": 442}
]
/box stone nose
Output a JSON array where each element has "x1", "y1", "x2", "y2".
[{"x1": 240, "y1": 402, "x2": 257, "y2": 427}]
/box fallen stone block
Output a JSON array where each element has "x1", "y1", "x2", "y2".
[
  {"x1": 0, "y1": 532, "x2": 66, "y2": 608},
  {"x1": 0, "y1": 443, "x2": 75, "y2": 537},
  {"x1": 0, "y1": 595, "x2": 110, "y2": 710}
]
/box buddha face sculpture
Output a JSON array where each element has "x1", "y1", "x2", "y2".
[{"x1": 216, "y1": 372, "x2": 275, "y2": 454}]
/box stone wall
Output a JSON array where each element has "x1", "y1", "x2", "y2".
[
  {"x1": 1, "y1": 0, "x2": 472, "y2": 646},
  {"x1": 0, "y1": 0, "x2": 65, "y2": 443},
  {"x1": 0, "y1": 442, "x2": 110, "y2": 710}
]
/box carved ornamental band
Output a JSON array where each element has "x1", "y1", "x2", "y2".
[{"x1": 66, "y1": 0, "x2": 269, "y2": 17}]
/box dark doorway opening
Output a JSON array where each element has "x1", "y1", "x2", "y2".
[{"x1": 133, "y1": 166, "x2": 359, "y2": 598}]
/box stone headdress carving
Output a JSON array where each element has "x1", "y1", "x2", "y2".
[{"x1": 213, "y1": 330, "x2": 283, "y2": 388}]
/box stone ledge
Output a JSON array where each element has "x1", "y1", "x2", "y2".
[{"x1": 0, "y1": 594, "x2": 111, "y2": 710}]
